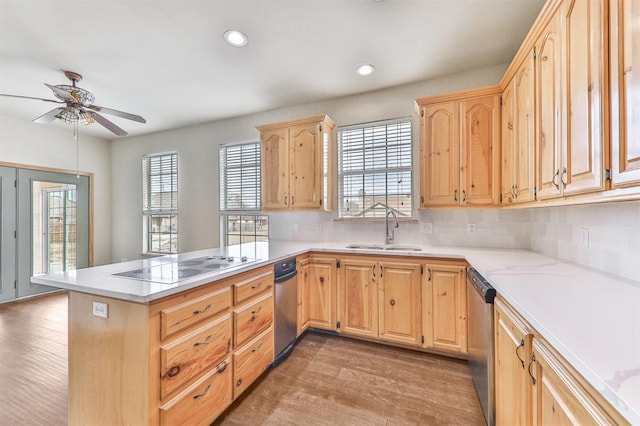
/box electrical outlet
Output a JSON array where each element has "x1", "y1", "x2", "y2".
[
  {"x1": 316, "y1": 223, "x2": 323, "y2": 232},
  {"x1": 467, "y1": 223, "x2": 477, "y2": 235},
  {"x1": 421, "y1": 222, "x2": 433, "y2": 234},
  {"x1": 581, "y1": 227, "x2": 590, "y2": 247},
  {"x1": 92, "y1": 301, "x2": 108, "y2": 318}
]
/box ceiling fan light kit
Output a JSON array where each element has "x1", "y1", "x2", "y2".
[{"x1": 0, "y1": 70, "x2": 146, "y2": 136}]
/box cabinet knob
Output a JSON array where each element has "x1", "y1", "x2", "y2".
[
  {"x1": 389, "y1": 299, "x2": 395, "y2": 306},
  {"x1": 319, "y1": 276, "x2": 325, "y2": 284}
]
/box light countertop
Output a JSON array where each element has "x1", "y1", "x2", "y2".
[{"x1": 31, "y1": 240, "x2": 640, "y2": 424}]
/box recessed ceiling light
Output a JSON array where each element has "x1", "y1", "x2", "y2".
[
  {"x1": 223, "y1": 30, "x2": 248, "y2": 47},
  {"x1": 356, "y1": 64, "x2": 376, "y2": 76}
]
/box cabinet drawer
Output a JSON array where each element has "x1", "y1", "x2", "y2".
[
  {"x1": 160, "y1": 287, "x2": 230, "y2": 340},
  {"x1": 160, "y1": 314, "x2": 232, "y2": 399},
  {"x1": 233, "y1": 327, "x2": 274, "y2": 399},
  {"x1": 234, "y1": 270, "x2": 274, "y2": 305},
  {"x1": 160, "y1": 358, "x2": 232, "y2": 426},
  {"x1": 234, "y1": 293, "x2": 274, "y2": 348}
]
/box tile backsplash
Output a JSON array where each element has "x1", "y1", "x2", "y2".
[{"x1": 268, "y1": 201, "x2": 640, "y2": 282}]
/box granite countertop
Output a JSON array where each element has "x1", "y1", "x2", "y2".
[{"x1": 31, "y1": 240, "x2": 640, "y2": 424}]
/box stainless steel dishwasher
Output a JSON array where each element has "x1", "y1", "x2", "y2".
[
  {"x1": 273, "y1": 256, "x2": 298, "y2": 366},
  {"x1": 467, "y1": 267, "x2": 496, "y2": 426}
]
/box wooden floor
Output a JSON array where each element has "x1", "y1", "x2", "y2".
[
  {"x1": 215, "y1": 333, "x2": 485, "y2": 425},
  {"x1": 0, "y1": 293, "x2": 485, "y2": 426},
  {"x1": 0, "y1": 292, "x2": 68, "y2": 426}
]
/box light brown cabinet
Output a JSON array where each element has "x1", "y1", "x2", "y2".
[
  {"x1": 536, "y1": 0, "x2": 607, "y2": 200},
  {"x1": 337, "y1": 256, "x2": 422, "y2": 346},
  {"x1": 502, "y1": 51, "x2": 536, "y2": 204},
  {"x1": 297, "y1": 255, "x2": 336, "y2": 333},
  {"x1": 495, "y1": 297, "x2": 629, "y2": 426},
  {"x1": 494, "y1": 298, "x2": 533, "y2": 426},
  {"x1": 257, "y1": 115, "x2": 334, "y2": 211},
  {"x1": 66, "y1": 265, "x2": 275, "y2": 426},
  {"x1": 610, "y1": 0, "x2": 640, "y2": 186},
  {"x1": 417, "y1": 88, "x2": 501, "y2": 208},
  {"x1": 422, "y1": 262, "x2": 467, "y2": 354}
]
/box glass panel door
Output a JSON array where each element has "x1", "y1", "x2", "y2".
[
  {"x1": 17, "y1": 169, "x2": 89, "y2": 299},
  {"x1": 0, "y1": 166, "x2": 17, "y2": 303}
]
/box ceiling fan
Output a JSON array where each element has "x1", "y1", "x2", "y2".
[{"x1": 0, "y1": 70, "x2": 146, "y2": 136}]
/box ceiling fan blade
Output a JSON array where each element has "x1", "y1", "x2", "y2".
[
  {"x1": 33, "y1": 107, "x2": 66, "y2": 123},
  {"x1": 88, "y1": 104, "x2": 146, "y2": 123},
  {"x1": 84, "y1": 110, "x2": 128, "y2": 136},
  {"x1": 0, "y1": 93, "x2": 64, "y2": 104},
  {"x1": 44, "y1": 83, "x2": 78, "y2": 103}
]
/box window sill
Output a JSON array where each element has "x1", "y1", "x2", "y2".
[{"x1": 333, "y1": 217, "x2": 418, "y2": 223}]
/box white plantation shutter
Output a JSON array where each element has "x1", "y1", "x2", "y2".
[
  {"x1": 338, "y1": 118, "x2": 413, "y2": 218},
  {"x1": 219, "y1": 143, "x2": 261, "y2": 211}
]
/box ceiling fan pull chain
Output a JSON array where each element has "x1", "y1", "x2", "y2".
[{"x1": 74, "y1": 121, "x2": 80, "y2": 179}]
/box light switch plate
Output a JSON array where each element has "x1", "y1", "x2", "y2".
[
  {"x1": 92, "y1": 301, "x2": 108, "y2": 318},
  {"x1": 581, "y1": 227, "x2": 589, "y2": 247},
  {"x1": 467, "y1": 223, "x2": 477, "y2": 235},
  {"x1": 421, "y1": 222, "x2": 433, "y2": 234}
]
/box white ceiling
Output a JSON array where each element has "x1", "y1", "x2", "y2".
[{"x1": 0, "y1": 0, "x2": 545, "y2": 139}]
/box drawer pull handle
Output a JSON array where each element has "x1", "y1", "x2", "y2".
[
  {"x1": 193, "y1": 383, "x2": 211, "y2": 399},
  {"x1": 528, "y1": 354, "x2": 537, "y2": 385},
  {"x1": 194, "y1": 334, "x2": 213, "y2": 347},
  {"x1": 251, "y1": 307, "x2": 262, "y2": 315},
  {"x1": 166, "y1": 365, "x2": 181, "y2": 378},
  {"x1": 252, "y1": 343, "x2": 264, "y2": 353},
  {"x1": 216, "y1": 360, "x2": 228, "y2": 373},
  {"x1": 193, "y1": 304, "x2": 211, "y2": 315},
  {"x1": 515, "y1": 339, "x2": 525, "y2": 369},
  {"x1": 249, "y1": 315, "x2": 256, "y2": 323},
  {"x1": 251, "y1": 283, "x2": 263, "y2": 289},
  {"x1": 389, "y1": 299, "x2": 395, "y2": 306}
]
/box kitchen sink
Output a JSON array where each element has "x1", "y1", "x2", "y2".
[{"x1": 346, "y1": 244, "x2": 422, "y2": 252}]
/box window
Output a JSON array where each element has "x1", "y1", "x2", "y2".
[
  {"x1": 219, "y1": 143, "x2": 268, "y2": 245},
  {"x1": 143, "y1": 153, "x2": 178, "y2": 253},
  {"x1": 338, "y1": 118, "x2": 413, "y2": 219}
]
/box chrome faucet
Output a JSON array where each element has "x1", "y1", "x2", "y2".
[{"x1": 385, "y1": 208, "x2": 399, "y2": 245}]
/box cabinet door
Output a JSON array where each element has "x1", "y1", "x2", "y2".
[
  {"x1": 297, "y1": 257, "x2": 310, "y2": 336},
  {"x1": 562, "y1": 0, "x2": 607, "y2": 195},
  {"x1": 514, "y1": 53, "x2": 536, "y2": 203},
  {"x1": 531, "y1": 339, "x2": 618, "y2": 425},
  {"x1": 338, "y1": 258, "x2": 378, "y2": 339},
  {"x1": 495, "y1": 299, "x2": 532, "y2": 426},
  {"x1": 460, "y1": 95, "x2": 500, "y2": 205},
  {"x1": 610, "y1": 0, "x2": 640, "y2": 186},
  {"x1": 420, "y1": 102, "x2": 460, "y2": 207},
  {"x1": 261, "y1": 128, "x2": 290, "y2": 210},
  {"x1": 501, "y1": 79, "x2": 517, "y2": 204},
  {"x1": 289, "y1": 123, "x2": 322, "y2": 209},
  {"x1": 423, "y1": 263, "x2": 467, "y2": 354},
  {"x1": 378, "y1": 261, "x2": 421, "y2": 346},
  {"x1": 307, "y1": 257, "x2": 335, "y2": 330},
  {"x1": 536, "y1": 13, "x2": 564, "y2": 200}
]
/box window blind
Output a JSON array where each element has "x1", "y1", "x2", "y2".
[
  {"x1": 219, "y1": 143, "x2": 261, "y2": 211},
  {"x1": 338, "y1": 118, "x2": 413, "y2": 218},
  {"x1": 143, "y1": 153, "x2": 178, "y2": 213}
]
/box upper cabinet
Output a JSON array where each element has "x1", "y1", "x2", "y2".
[
  {"x1": 257, "y1": 115, "x2": 334, "y2": 211},
  {"x1": 537, "y1": 0, "x2": 608, "y2": 199},
  {"x1": 417, "y1": 88, "x2": 501, "y2": 208},
  {"x1": 502, "y1": 51, "x2": 536, "y2": 204},
  {"x1": 610, "y1": 0, "x2": 640, "y2": 186}
]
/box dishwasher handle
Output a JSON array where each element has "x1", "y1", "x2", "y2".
[
  {"x1": 467, "y1": 268, "x2": 496, "y2": 303},
  {"x1": 275, "y1": 269, "x2": 297, "y2": 284}
]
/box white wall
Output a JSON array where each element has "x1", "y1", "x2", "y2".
[
  {"x1": 0, "y1": 114, "x2": 112, "y2": 266},
  {"x1": 111, "y1": 64, "x2": 508, "y2": 262}
]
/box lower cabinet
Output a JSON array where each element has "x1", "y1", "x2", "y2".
[
  {"x1": 297, "y1": 255, "x2": 336, "y2": 333},
  {"x1": 66, "y1": 265, "x2": 275, "y2": 426},
  {"x1": 422, "y1": 262, "x2": 468, "y2": 354},
  {"x1": 495, "y1": 296, "x2": 629, "y2": 426},
  {"x1": 336, "y1": 256, "x2": 423, "y2": 347}
]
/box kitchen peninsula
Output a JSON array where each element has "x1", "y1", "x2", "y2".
[{"x1": 32, "y1": 241, "x2": 639, "y2": 425}]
